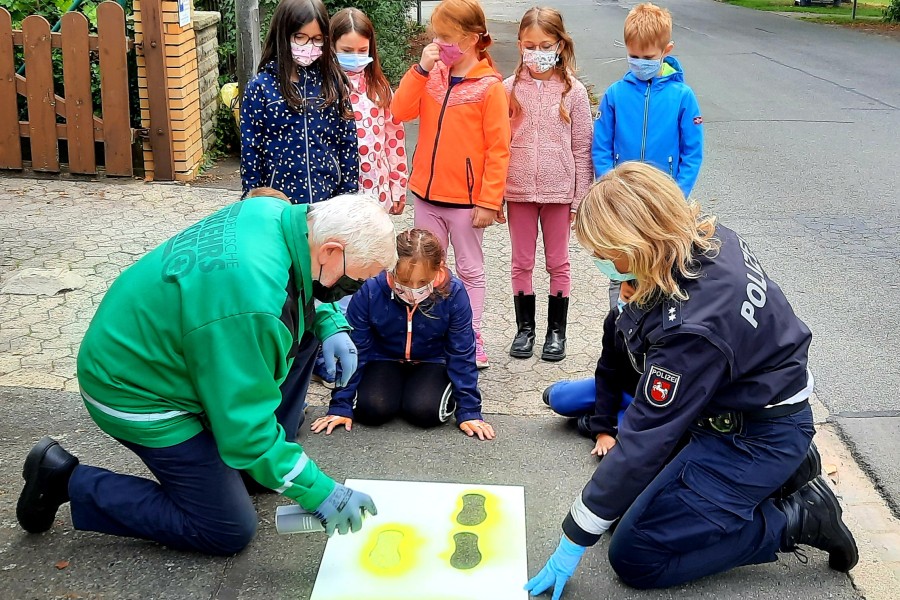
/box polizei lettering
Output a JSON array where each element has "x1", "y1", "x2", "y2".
[
  {"x1": 160, "y1": 203, "x2": 243, "y2": 282},
  {"x1": 738, "y1": 236, "x2": 766, "y2": 328}
]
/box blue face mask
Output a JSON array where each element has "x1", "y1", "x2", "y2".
[
  {"x1": 593, "y1": 258, "x2": 636, "y2": 282},
  {"x1": 336, "y1": 52, "x2": 373, "y2": 73},
  {"x1": 617, "y1": 298, "x2": 627, "y2": 313},
  {"x1": 627, "y1": 57, "x2": 662, "y2": 81}
]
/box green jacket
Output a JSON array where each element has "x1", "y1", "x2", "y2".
[{"x1": 76, "y1": 197, "x2": 348, "y2": 509}]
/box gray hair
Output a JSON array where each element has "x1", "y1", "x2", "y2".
[{"x1": 307, "y1": 193, "x2": 398, "y2": 270}]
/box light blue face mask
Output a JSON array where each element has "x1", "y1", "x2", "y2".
[
  {"x1": 336, "y1": 52, "x2": 373, "y2": 73},
  {"x1": 593, "y1": 258, "x2": 637, "y2": 282},
  {"x1": 627, "y1": 57, "x2": 662, "y2": 81},
  {"x1": 617, "y1": 298, "x2": 628, "y2": 313}
]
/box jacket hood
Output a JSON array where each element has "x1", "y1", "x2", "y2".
[
  {"x1": 280, "y1": 204, "x2": 314, "y2": 303},
  {"x1": 623, "y1": 55, "x2": 684, "y2": 89}
]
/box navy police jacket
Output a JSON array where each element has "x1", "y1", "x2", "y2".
[
  {"x1": 564, "y1": 225, "x2": 813, "y2": 546},
  {"x1": 240, "y1": 61, "x2": 359, "y2": 204},
  {"x1": 586, "y1": 309, "x2": 642, "y2": 438},
  {"x1": 328, "y1": 271, "x2": 484, "y2": 424}
]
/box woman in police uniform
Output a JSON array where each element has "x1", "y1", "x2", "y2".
[{"x1": 526, "y1": 162, "x2": 857, "y2": 597}]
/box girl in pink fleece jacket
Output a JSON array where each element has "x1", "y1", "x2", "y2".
[{"x1": 504, "y1": 7, "x2": 593, "y2": 363}]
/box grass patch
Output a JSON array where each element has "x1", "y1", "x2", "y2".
[{"x1": 723, "y1": 0, "x2": 886, "y2": 18}]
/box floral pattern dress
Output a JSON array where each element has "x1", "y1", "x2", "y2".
[{"x1": 346, "y1": 70, "x2": 408, "y2": 211}]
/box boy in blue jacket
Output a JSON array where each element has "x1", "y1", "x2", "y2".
[{"x1": 593, "y1": 3, "x2": 703, "y2": 198}]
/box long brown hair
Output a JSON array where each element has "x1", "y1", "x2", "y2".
[
  {"x1": 329, "y1": 8, "x2": 392, "y2": 110},
  {"x1": 258, "y1": 0, "x2": 352, "y2": 118},
  {"x1": 430, "y1": 0, "x2": 496, "y2": 68},
  {"x1": 395, "y1": 229, "x2": 451, "y2": 300},
  {"x1": 510, "y1": 7, "x2": 577, "y2": 123}
]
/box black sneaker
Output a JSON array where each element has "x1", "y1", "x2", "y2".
[
  {"x1": 776, "y1": 442, "x2": 822, "y2": 499},
  {"x1": 777, "y1": 476, "x2": 858, "y2": 572},
  {"x1": 17, "y1": 437, "x2": 79, "y2": 533},
  {"x1": 542, "y1": 386, "x2": 552, "y2": 406}
]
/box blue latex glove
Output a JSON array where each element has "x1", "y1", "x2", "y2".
[
  {"x1": 320, "y1": 331, "x2": 357, "y2": 388},
  {"x1": 525, "y1": 535, "x2": 586, "y2": 600},
  {"x1": 313, "y1": 483, "x2": 377, "y2": 537}
]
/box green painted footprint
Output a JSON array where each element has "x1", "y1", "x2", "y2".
[
  {"x1": 368, "y1": 530, "x2": 404, "y2": 570},
  {"x1": 456, "y1": 493, "x2": 487, "y2": 527},
  {"x1": 450, "y1": 532, "x2": 482, "y2": 570}
]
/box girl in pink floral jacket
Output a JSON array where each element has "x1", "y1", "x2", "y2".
[
  {"x1": 331, "y1": 8, "x2": 408, "y2": 215},
  {"x1": 504, "y1": 7, "x2": 593, "y2": 364}
]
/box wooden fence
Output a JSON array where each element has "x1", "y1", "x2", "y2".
[{"x1": 0, "y1": 2, "x2": 134, "y2": 176}]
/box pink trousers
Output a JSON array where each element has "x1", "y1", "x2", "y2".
[
  {"x1": 507, "y1": 201, "x2": 572, "y2": 296},
  {"x1": 414, "y1": 199, "x2": 485, "y2": 333}
]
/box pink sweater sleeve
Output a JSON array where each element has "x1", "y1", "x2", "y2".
[{"x1": 569, "y1": 80, "x2": 595, "y2": 211}]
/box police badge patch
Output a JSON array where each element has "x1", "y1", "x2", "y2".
[{"x1": 644, "y1": 365, "x2": 681, "y2": 408}]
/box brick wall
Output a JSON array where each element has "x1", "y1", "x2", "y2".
[
  {"x1": 133, "y1": 0, "x2": 204, "y2": 181},
  {"x1": 193, "y1": 11, "x2": 221, "y2": 154}
]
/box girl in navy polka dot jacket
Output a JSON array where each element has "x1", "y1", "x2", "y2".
[{"x1": 240, "y1": 0, "x2": 359, "y2": 204}]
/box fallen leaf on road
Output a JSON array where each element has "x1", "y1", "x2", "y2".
[
  {"x1": 55, "y1": 560, "x2": 69, "y2": 570},
  {"x1": 825, "y1": 463, "x2": 838, "y2": 475}
]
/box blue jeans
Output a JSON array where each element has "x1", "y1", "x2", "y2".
[
  {"x1": 545, "y1": 377, "x2": 633, "y2": 424},
  {"x1": 68, "y1": 332, "x2": 319, "y2": 555},
  {"x1": 607, "y1": 405, "x2": 815, "y2": 588}
]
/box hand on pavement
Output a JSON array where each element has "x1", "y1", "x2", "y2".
[
  {"x1": 524, "y1": 535, "x2": 586, "y2": 600},
  {"x1": 311, "y1": 415, "x2": 353, "y2": 435}
]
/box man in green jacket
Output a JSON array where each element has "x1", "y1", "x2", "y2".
[{"x1": 15, "y1": 192, "x2": 397, "y2": 555}]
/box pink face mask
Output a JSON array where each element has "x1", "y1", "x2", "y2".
[
  {"x1": 434, "y1": 39, "x2": 465, "y2": 66},
  {"x1": 291, "y1": 42, "x2": 323, "y2": 67}
]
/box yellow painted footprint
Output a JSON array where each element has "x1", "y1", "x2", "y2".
[
  {"x1": 455, "y1": 493, "x2": 487, "y2": 527},
  {"x1": 360, "y1": 524, "x2": 422, "y2": 577}
]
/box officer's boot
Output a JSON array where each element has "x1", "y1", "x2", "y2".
[
  {"x1": 773, "y1": 442, "x2": 822, "y2": 499},
  {"x1": 17, "y1": 437, "x2": 79, "y2": 533},
  {"x1": 509, "y1": 293, "x2": 536, "y2": 359},
  {"x1": 541, "y1": 292, "x2": 569, "y2": 362},
  {"x1": 775, "y1": 476, "x2": 858, "y2": 572}
]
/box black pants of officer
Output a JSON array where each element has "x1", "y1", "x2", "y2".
[{"x1": 607, "y1": 404, "x2": 815, "y2": 589}]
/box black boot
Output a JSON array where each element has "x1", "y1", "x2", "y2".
[
  {"x1": 510, "y1": 293, "x2": 536, "y2": 358},
  {"x1": 773, "y1": 442, "x2": 822, "y2": 499},
  {"x1": 541, "y1": 293, "x2": 569, "y2": 362},
  {"x1": 776, "y1": 476, "x2": 858, "y2": 572},
  {"x1": 17, "y1": 437, "x2": 79, "y2": 533}
]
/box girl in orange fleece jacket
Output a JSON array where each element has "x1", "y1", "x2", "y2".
[{"x1": 392, "y1": 0, "x2": 511, "y2": 369}]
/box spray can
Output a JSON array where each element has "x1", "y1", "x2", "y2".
[{"x1": 275, "y1": 505, "x2": 326, "y2": 534}]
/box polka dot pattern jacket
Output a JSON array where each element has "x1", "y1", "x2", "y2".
[
  {"x1": 346, "y1": 71, "x2": 408, "y2": 210},
  {"x1": 240, "y1": 61, "x2": 360, "y2": 204}
]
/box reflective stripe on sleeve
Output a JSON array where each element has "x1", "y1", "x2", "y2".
[
  {"x1": 570, "y1": 495, "x2": 617, "y2": 536},
  {"x1": 275, "y1": 453, "x2": 311, "y2": 494}
]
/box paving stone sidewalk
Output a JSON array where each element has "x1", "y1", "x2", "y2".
[{"x1": 0, "y1": 177, "x2": 606, "y2": 415}]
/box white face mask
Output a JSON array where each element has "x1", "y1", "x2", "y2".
[
  {"x1": 393, "y1": 280, "x2": 434, "y2": 305},
  {"x1": 522, "y1": 44, "x2": 560, "y2": 74}
]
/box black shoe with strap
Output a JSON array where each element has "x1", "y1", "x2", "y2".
[
  {"x1": 776, "y1": 476, "x2": 858, "y2": 572},
  {"x1": 510, "y1": 292, "x2": 536, "y2": 359},
  {"x1": 17, "y1": 437, "x2": 79, "y2": 534},
  {"x1": 541, "y1": 292, "x2": 569, "y2": 362},
  {"x1": 774, "y1": 441, "x2": 822, "y2": 499}
]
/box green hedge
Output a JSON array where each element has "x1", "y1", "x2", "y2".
[{"x1": 885, "y1": 0, "x2": 900, "y2": 22}]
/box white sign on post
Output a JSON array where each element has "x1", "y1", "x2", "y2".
[{"x1": 178, "y1": 0, "x2": 191, "y2": 27}]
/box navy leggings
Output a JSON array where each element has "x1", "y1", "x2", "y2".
[
  {"x1": 607, "y1": 405, "x2": 815, "y2": 589},
  {"x1": 67, "y1": 332, "x2": 319, "y2": 555}
]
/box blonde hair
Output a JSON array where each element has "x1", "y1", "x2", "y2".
[
  {"x1": 624, "y1": 3, "x2": 672, "y2": 52},
  {"x1": 510, "y1": 7, "x2": 577, "y2": 124},
  {"x1": 431, "y1": 0, "x2": 495, "y2": 67},
  {"x1": 574, "y1": 162, "x2": 719, "y2": 307}
]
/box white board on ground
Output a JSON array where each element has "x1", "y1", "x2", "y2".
[{"x1": 310, "y1": 479, "x2": 528, "y2": 600}]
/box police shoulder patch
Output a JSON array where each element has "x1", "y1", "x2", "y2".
[{"x1": 644, "y1": 365, "x2": 681, "y2": 408}]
